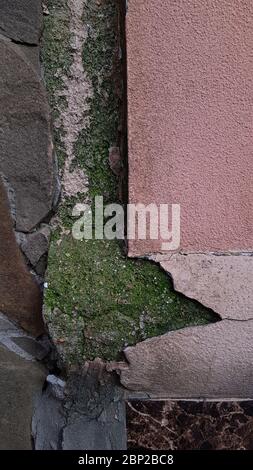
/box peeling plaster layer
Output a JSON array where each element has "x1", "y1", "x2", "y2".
[
  {"x1": 153, "y1": 253, "x2": 253, "y2": 321},
  {"x1": 126, "y1": 0, "x2": 253, "y2": 348},
  {"x1": 120, "y1": 320, "x2": 253, "y2": 398}
]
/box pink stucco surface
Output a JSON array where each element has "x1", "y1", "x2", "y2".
[{"x1": 127, "y1": 0, "x2": 253, "y2": 256}]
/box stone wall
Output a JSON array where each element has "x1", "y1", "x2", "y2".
[
  {"x1": 119, "y1": 0, "x2": 253, "y2": 399},
  {"x1": 0, "y1": 0, "x2": 58, "y2": 449},
  {"x1": 42, "y1": 0, "x2": 217, "y2": 367},
  {"x1": 0, "y1": 0, "x2": 59, "y2": 336}
]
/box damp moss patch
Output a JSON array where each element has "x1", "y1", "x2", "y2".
[{"x1": 44, "y1": 236, "x2": 216, "y2": 363}]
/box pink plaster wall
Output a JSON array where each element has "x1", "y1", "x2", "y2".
[{"x1": 127, "y1": 0, "x2": 253, "y2": 256}]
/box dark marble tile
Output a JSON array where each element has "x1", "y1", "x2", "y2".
[{"x1": 126, "y1": 400, "x2": 253, "y2": 450}]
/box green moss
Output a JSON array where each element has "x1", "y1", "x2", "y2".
[
  {"x1": 42, "y1": 0, "x2": 72, "y2": 108},
  {"x1": 45, "y1": 236, "x2": 215, "y2": 363},
  {"x1": 73, "y1": 0, "x2": 120, "y2": 203},
  {"x1": 41, "y1": 0, "x2": 72, "y2": 169},
  {"x1": 43, "y1": 0, "x2": 216, "y2": 365}
]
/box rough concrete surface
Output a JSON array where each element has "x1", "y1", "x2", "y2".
[
  {"x1": 127, "y1": 0, "x2": 253, "y2": 255},
  {"x1": 59, "y1": 0, "x2": 91, "y2": 199},
  {"x1": 0, "y1": 0, "x2": 42, "y2": 44},
  {"x1": 120, "y1": 320, "x2": 253, "y2": 398},
  {"x1": 0, "y1": 345, "x2": 46, "y2": 450},
  {"x1": 0, "y1": 37, "x2": 57, "y2": 232},
  {"x1": 155, "y1": 253, "x2": 253, "y2": 320}
]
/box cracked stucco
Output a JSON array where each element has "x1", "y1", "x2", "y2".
[
  {"x1": 126, "y1": 0, "x2": 253, "y2": 323},
  {"x1": 43, "y1": 0, "x2": 218, "y2": 366}
]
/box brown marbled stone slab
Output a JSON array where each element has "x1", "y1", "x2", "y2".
[{"x1": 126, "y1": 401, "x2": 253, "y2": 450}]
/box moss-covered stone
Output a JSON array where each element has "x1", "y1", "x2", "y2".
[{"x1": 43, "y1": 0, "x2": 216, "y2": 365}]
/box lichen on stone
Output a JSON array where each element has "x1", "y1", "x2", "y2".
[{"x1": 43, "y1": 0, "x2": 216, "y2": 366}]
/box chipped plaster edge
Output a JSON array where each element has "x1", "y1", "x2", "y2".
[{"x1": 145, "y1": 252, "x2": 253, "y2": 321}]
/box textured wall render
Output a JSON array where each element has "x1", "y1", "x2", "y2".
[
  {"x1": 121, "y1": 0, "x2": 253, "y2": 397},
  {"x1": 127, "y1": 0, "x2": 253, "y2": 256}
]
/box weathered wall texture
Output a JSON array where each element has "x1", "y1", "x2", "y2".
[
  {"x1": 1, "y1": 0, "x2": 253, "y2": 451},
  {"x1": 127, "y1": 400, "x2": 253, "y2": 450},
  {"x1": 120, "y1": 320, "x2": 253, "y2": 398},
  {"x1": 0, "y1": 344, "x2": 46, "y2": 450},
  {"x1": 0, "y1": 0, "x2": 42, "y2": 44},
  {"x1": 0, "y1": 181, "x2": 43, "y2": 335},
  {"x1": 122, "y1": 0, "x2": 253, "y2": 397},
  {"x1": 32, "y1": 362, "x2": 127, "y2": 450},
  {"x1": 43, "y1": 0, "x2": 216, "y2": 367},
  {"x1": 127, "y1": 0, "x2": 253, "y2": 255}
]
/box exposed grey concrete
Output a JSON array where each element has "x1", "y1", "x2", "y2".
[
  {"x1": 0, "y1": 345, "x2": 46, "y2": 450},
  {"x1": 120, "y1": 320, "x2": 253, "y2": 399}
]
